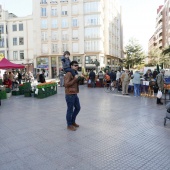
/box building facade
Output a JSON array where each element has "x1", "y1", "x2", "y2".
[
  {"x1": 0, "y1": 6, "x2": 34, "y2": 72},
  {"x1": 148, "y1": 0, "x2": 170, "y2": 53},
  {"x1": 33, "y1": 0, "x2": 123, "y2": 78}
]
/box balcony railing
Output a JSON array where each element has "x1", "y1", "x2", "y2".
[
  {"x1": 60, "y1": 0, "x2": 68, "y2": 2},
  {"x1": 40, "y1": 1, "x2": 47, "y2": 4},
  {"x1": 50, "y1": 1, "x2": 57, "y2": 4}
]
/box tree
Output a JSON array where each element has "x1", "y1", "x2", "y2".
[
  {"x1": 147, "y1": 48, "x2": 160, "y2": 66},
  {"x1": 162, "y1": 46, "x2": 170, "y2": 56},
  {"x1": 123, "y1": 38, "x2": 145, "y2": 69}
]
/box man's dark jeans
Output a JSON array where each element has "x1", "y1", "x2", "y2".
[{"x1": 65, "y1": 94, "x2": 81, "y2": 126}]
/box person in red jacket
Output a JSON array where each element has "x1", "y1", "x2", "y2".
[{"x1": 3, "y1": 77, "x2": 12, "y2": 88}]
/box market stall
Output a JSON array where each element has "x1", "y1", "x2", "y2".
[
  {"x1": 0, "y1": 57, "x2": 24, "y2": 105},
  {"x1": 35, "y1": 82, "x2": 57, "y2": 99}
]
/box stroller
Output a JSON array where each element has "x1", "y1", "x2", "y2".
[{"x1": 164, "y1": 102, "x2": 170, "y2": 126}]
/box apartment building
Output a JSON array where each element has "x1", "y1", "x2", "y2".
[
  {"x1": 148, "y1": 0, "x2": 170, "y2": 53},
  {"x1": 0, "y1": 6, "x2": 34, "y2": 72},
  {"x1": 33, "y1": 0, "x2": 123, "y2": 78}
]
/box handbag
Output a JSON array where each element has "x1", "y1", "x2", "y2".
[
  {"x1": 157, "y1": 90, "x2": 162, "y2": 98},
  {"x1": 88, "y1": 79, "x2": 91, "y2": 84}
]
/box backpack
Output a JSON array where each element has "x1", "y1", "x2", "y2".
[{"x1": 105, "y1": 74, "x2": 110, "y2": 81}]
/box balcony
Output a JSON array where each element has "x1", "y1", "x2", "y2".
[
  {"x1": 72, "y1": 37, "x2": 78, "y2": 40},
  {"x1": 72, "y1": 0, "x2": 78, "y2": 2},
  {"x1": 51, "y1": 49, "x2": 59, "y2": 54},
  {"x1": 60, "y1": 0, "x2": 68, "y2": 3},
  {"x1": 50, "y1": 1, "x2": 57, "y2": 4},
  {"x1": 40, "y1": 1, "x2": 47, "y2": 5}
]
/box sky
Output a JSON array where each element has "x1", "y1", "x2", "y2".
[
  {"x1": 119, "y1": 0, "x2": 164, "y2": 52},
  {"x1": 0, "y1": 0, "x2": 165, "y2": 52},
  {"x1": 0, "y1": 0, "x2": 32, "y2": 17}
]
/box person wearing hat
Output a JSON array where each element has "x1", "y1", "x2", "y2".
[{"x1": 156, "y1": 69, "x2": 165, "y2": 105}]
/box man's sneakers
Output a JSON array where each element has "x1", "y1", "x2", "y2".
[
  {"x1": 72, "y1": 123, "x2": 79, "y2": 128},
  {"x1": 67, "y1": 125, "x2": 76, "y2": 131},
  {"x1": 67, "y1": 123, "x2": 80, "y2": 131}
]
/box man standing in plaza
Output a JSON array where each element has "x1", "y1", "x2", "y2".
[
  {"x1": 156, "y1": 69, "x2": 165, "y2": 105},
  {"x1": 121, "y1": 69, "x2": 130, "y2": 95},
  {"x1": 64, "y1": 61, "x2": 81, "y2": 131}
]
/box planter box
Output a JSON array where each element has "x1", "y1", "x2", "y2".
[
  {"x1": 7, "y1": 92, "x2": 11, "y2": 98},
  {"x1": 24, "y1": 92, "x2": 31, "y2": 97},
  {"x1": 12, "y1": 91, "x2": 20, "y2": 96}
]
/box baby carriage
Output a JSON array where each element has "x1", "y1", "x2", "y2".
[{"x1": 164, "y1": 102, "x2": 170, "y2": 126}]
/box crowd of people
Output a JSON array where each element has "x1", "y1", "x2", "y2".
[
  {"x1": 1, "y1": 71, "x2": 35, "y2": 89},
  {"x1": 87, "y1": 68, "x2": 165, "y2": 103}
]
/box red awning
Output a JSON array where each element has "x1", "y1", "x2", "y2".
[{"x1": 0, "y1": 58, "x2": 25, "y2": 69}]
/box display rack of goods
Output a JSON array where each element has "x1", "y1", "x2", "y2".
[
  {"x1": 0, "y1": 79, "x2": 2, "y2": 85},
  {"x1": 164, "y1": 84, "x2": 170, "y2": 90},
  {"x1": 35, "y1": 82, "x2": 57, "y2": 99}
]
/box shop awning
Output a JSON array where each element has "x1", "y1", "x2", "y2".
[{"x1": 0, "y1": 58, "x2": 25, "y2": 69}]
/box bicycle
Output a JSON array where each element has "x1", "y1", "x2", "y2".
[{"x1": 104, "y1": 80, "x2": 116, "y2": 93}]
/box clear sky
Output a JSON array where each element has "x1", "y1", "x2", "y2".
[
  {"x1": 0, "y1": 0, "x2": 32, "y2": 17},
  {"x1": 119, "y1": 0, "x2": 164, "y2": 52}
]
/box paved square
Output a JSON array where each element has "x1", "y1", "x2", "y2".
[{"x1": 0, "y1": 86, "x2": 170, "y2": 170}]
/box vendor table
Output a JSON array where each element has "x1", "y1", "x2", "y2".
[{"x1": 164, "y1": 89, "x2": 170, "y2": 104}]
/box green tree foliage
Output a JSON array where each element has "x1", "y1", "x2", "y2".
[
  {"x1": 147, "y1": 48, "x2": 160, "y2": 66},
  {"x1": 162, "y1": 46, "x2": 170, "y2": 56},
  {"x1": 123, "y1": 38, "x2": 145, "y2": 69}
]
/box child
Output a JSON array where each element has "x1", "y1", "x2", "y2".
[{"x1": 61, "y1": 51, "x2": 78, "y2": 77}]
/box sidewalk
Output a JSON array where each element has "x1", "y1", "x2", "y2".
[{"x1": 0, "y1": 86, "x2": 170, "y2": 170}]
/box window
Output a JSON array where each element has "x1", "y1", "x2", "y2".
[
  {"x1": 19, "y1": 37, "x2": 24, "y2": 45},
  {"x1": 51, "y1": 44, "x2": 58, "y2": 53},
  {"x1": 41, "y1": 0, "x2": 47, "y2": 4},
  {"x1": 72, "y1": 5, "x2": 78, "y2": 15},
  {"x1": 62, "y1": 19, "x2": 68, "y2": 28},
  {"x1": 51, "y1": 19, "x2": 57, "y2": 28},
  {"x1": 85, "y1": 27, "x2": 101, "y2": 38},
  {"x1": 13, "y1": 51, "x2": 18, "y2": 60},
  {"x1": 72, "y1": 43, "x2": 78, "y2": 52},
  {"x1": 51, "y1": 31, "x2": 57, "y2": 40},
  {"x1": 41, "y1": 8, "x2": 47, "y2": 16},
  {"x1": 73, "y1": 56, "x2": 82, "y2": 63},
  {"x1": 0, "y1": 25, "x2": 4, "y2": 34},
  {"x1": 72, "y1": 30, "x2": 78, "y2": 39},
  {"x1": 13, "y1": 38, "x2": 17, "y2": 46},
  {"x1": 62, "y1": 43, "x2": 68, "y2": 52},
  {"x1": 19, "y1": 23, "x2": 23, "y2": 31},
  {"x1": 84, "y1": 2, "x2": 101, "y2": 13},
  {"x1": 85, "y1": 15, "x2": 102, "y2": 26},
  {"x1": 20, "y1": 51, "x2": 24, "y2": 60},
  {"x1": 85, "y1": 56, "x2": 97, "y2": 64},
  {"x1": 51, "y1": 7, "x2": 57, "y2": 16},
  {"x1": 41, "y1": 20, "x2": 47, "y2": 29},
  {"x1": 62, "y1": 30, "x2": 68, "y2": 40},
  {"x1": 13, "y1": 25, "x2": 17, "y2": 31},
  {"x1": 41, "y1": 32, "x2": 47, "y2": 41},
  {"x1": 0, "y1": 38, "x2": 4, "y2": 48},
  {"x1": 72, "y1": 18, "x2": 78, "y2": 27},
  {"x1": 41, "y1": 44, "x2": 48, "y2": 53},
  {"x1": 61, "y1": 6, "x2": 68, "y2": 15},
  {"x1": 85, "y1": 40, "x2": 102, "y2": 51}
]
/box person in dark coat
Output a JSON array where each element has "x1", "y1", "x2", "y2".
[
  {"x1": 110, "y1": 70, "x2": 116, "y2": 87},
  {"x1": 39, "y1": 70, "x2": 46, "y2": 83},
  {"x1": 89, "y1": 69, "x2": 96, "y2": 88},
  {"x1": 153, "y1": 69, "x2": 158, "y2": 79}
]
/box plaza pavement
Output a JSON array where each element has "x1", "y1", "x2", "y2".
[{"x1": 0, "y1": 85, "x2": 170, "y2": 170}]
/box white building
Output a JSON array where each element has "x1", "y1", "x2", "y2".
[
  {"x1": 33, "y1": 0, "x2": 123, "y2": 78},
  {"x1": 0, "y1": 5, "x2": 34, "y2": 72}
]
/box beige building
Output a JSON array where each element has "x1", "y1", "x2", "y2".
[
  {"x1": 33, "y1": 0, "x2": 123, "y2": 78},
  {"x1": 148, "y1": 0, "x2": 170, "y2": 53},
  {"x1": 0, "y1": 6, "x2": 34, "y2": 72}
]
